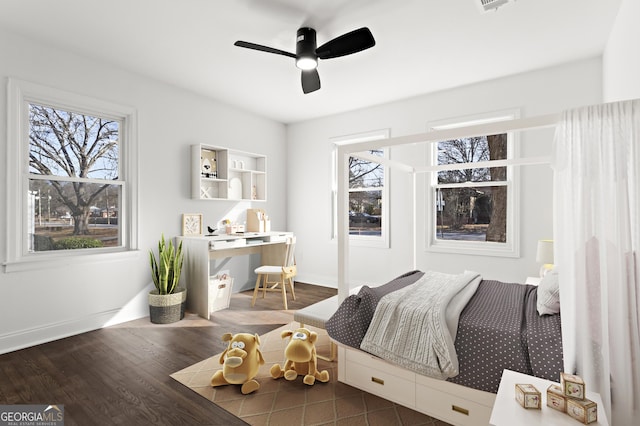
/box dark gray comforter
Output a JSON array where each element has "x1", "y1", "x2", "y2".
[
  {"x1": 326, "y1": 274, "x2": 563, "y2": 393},
  {"x1": 325, "y1": 270, "x2": 424, "y2": 348}
]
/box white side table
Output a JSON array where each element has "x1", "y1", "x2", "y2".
[
  {"x1": 525, "y1": 276, "x2": 541, "y2": 285},
  {"x1": 490, "y1": 369, "x2": 608, "y2": 426}
]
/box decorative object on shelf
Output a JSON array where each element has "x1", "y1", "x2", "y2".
[
  {"x1": 148, "y1": 234, "x2": 186, "y2": 324},
  {"x1": 201, "y1": 149, "x2": 217, "y2": 178},
  {"x1": 182, "y1": 213, "x2": 203, "y2": 236},
  {"x1": 229, "y1": 177, "x2": 242, "y2": 199},
  {"x1": 201, "y1": 157, "x2": 211, "y2": 174},
  {"x1": 207, "y1": 225, "x2": 217, "y2": 236},
  {"x1": 200, "y1": 186, "x2": 215, "y2": 199},
  {"x1": 536, "y1": 239, "x2": 554, "y2": 277}
]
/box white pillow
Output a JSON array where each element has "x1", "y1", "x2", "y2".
[{"x1": 536, "y1": 268, "x2": 560, "y2": 316}]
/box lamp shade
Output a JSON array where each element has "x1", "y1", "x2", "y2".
[{"x1": 536, "y1": 239, "x2": 554, "y2": 265}]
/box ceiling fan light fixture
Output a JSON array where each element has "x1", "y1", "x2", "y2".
[
  {"x1": 296, "y1": 56, "x2": 317, "y2": 70},
  {"x1": 295, "y1": 28, "x2": 318, "y2": 71},
  {"x1": 234, "y1": 25, "x2": 375, "y2": 93}
]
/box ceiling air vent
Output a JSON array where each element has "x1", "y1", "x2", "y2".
[{"x1": 478, "y1": 0, "x2": 511, "y2": 13}]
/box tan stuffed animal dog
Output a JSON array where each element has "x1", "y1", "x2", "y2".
[
  {"x1": 270, "y1": 327, "x2": 330, "y2": 385},
  {"x1": 211, "y1": 332, "x2": 265, "y2": 394}
]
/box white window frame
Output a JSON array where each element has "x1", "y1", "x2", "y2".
[
  {"x1": 4, "y1": 78, "x2": 139, "y2": 272},
  {"x1": 331, "y1": 129, "x2": 389, "y2": 248},
  {"x1": 426, "y1": 110, "x2": 520, "y2": 257}
]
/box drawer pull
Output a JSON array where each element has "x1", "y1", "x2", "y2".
[
  {"x1": 371, "y1": 376, "x2": 384, "y2": 385},
  {"x1": 218, "y1": 284, "x2": 226, "y2": 289},
  {"x1": 452, "y1": 405, "x2": 469, "y2": 416}
]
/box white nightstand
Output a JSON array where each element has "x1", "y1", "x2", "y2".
[
  {"x1": 490, "y1": 369, "x2": 609, "y2": 425},
  {"x1": 525, "y1": 276, "x2": 541, "y2": 285}
]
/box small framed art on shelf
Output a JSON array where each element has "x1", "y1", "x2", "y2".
[{"x1": 182, "y1": 213, "x2": 203, "y2": 236}]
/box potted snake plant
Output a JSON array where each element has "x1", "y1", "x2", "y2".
[{"x1": 148, "y1": 234, "x2": 186, "y2": 324}]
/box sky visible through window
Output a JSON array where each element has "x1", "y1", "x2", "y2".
[{"x1": 29, "y1": 104, "x2": 119, "y2": 180}]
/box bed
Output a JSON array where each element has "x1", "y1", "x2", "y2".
[
  {"x1": 330, "y1": 113, "x2": 565, "y2": 425},
  {"x1": 326, "y1": 270, "x2": 563, "y2": 425}
]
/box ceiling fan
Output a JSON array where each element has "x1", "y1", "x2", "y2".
[{"x1": 234, "y1": 27, "x2": 375, "y2": 94}]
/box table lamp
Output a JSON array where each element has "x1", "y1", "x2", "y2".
[{"x1": 536, "y1": 239, "x2": 554, "y2": 277}]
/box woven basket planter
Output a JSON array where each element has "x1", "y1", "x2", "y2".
[{"x1": 148, "y1": 287, "x2": 187, "y2": 324}]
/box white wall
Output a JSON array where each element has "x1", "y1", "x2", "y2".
[
  {"x1": 288, "y1": 58, "x2": 603, "y2": 289},
  {"x1": 0, "y1": 28, "x2": 286, "y2": 353},
  {"x1": 3, "y1": 17, "x2": 627, "y2": 353},
  {"x1": 603, "y1": 0, "x2": 640, "y2": 102}
]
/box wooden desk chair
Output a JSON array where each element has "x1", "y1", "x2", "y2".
[{"x1": 251, "y1": 236, "x2": 297, "y2": 310}]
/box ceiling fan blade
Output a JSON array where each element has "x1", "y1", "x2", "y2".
[
  {"x1": 301, "y1": 69, "x2": 320, "y2": 94},
  {"x1": 316, "y1": 27, "x2": 375, "y2": 60},
  {"x1": 234, "y1": 41, "x2": 296, "y2": 59}
]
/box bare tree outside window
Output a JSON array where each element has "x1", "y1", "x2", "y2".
[
  {"x1": 485, "y1": 133, "x2": 508, "y2": 241},
  {"x1": 349, "y1": 150, "x2": 383, "y2": 236},
  {"x1": 28, "y1": 103, "x2": 121, "y2": 251},
  {"x1": 435, "y1": 134, "x2": 507, "y2": 243}
]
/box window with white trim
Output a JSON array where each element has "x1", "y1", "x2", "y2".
[
  {"x1": 5, "y1": 79, "x2": 138, "y2": 271},
  {"x1": 331, "y1": 130, "x2": 389, "y2": 248},
  {"x1": 427, "y1": 111, "x2": 519, "y2": 257}
]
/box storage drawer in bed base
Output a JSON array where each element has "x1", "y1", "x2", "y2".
[
  {"x1": 338, "y1": 346, "x2": 495, "y2": 426},
  {"x1": 415, "y1": 380, "x2": 493, "y2": 426},
  {"x1": 344, "y1": 354, "x2": 415, "y2": 407}
]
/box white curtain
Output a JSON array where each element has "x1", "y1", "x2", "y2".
[{"x1": 553, "y1": 99, "x2": 640, "y2": 425}]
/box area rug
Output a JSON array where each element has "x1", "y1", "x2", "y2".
[{"x1": 171, "y1": 322, "x2": 444, "y2": 425}]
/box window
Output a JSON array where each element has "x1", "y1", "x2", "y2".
[
  {"x1": 332, "y1": 130, "x2": 389, "y2": 247},
  {"x1": 5, "y1": 79, "x2": 138, "y2": 271},
  {"x1": 427, "y1": 111, "x2": 519, "y2": 257},
  {"x1": 348, "y1": 150, "x2": 384, "y2": 236}
]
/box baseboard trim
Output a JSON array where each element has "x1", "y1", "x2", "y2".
[
  {"x1": 0, "y1": 308, "x2": 124, "y2": 355},
  {"x1": 294, "y1": 273, "x2": 338, "y2": 288},
  {"x1": 295, "y1": 274, "x2": 371, "y2": 290}
]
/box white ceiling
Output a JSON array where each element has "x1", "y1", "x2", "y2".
[{"x1": 0, "y1": 0, "x2": 622, "y2": 124}]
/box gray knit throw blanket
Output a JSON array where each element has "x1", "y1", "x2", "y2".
[{"x1": 360, "y1": 270, "x2": 481, "y2": 379}]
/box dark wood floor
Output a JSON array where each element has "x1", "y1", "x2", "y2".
[{"x1": 0, "y1": 282, "x2": 337, "y2": 425}]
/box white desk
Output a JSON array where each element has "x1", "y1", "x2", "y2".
[
  {"x1": 490, "y1": 370, "x2": 608, "y2": 426},
  {"x1": 178, "y1": 232, "x2": 293, "y2": 319}
]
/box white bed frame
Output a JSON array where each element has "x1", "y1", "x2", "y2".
[{"x1": 335, "y1": 113, "x2": 560, "y2": 425}]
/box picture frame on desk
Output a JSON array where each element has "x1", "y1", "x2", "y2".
[{"x1": 182, "y1": 213, "x2": 203, "y2": 236}]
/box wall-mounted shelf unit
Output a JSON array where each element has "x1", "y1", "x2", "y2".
[{"x1": 191, "y1": 144, "x2": 267, "y2": 201}]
